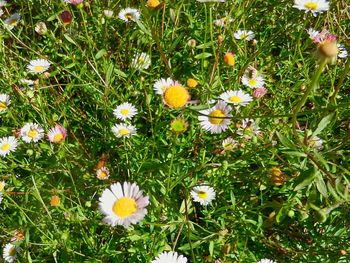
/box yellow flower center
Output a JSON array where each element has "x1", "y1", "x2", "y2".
[
  {"x1": 304, "y1": 2, "x2": 318, "y2": 10},
  {"x1": 120, "y1": 109, "x2": 130, "y2": 116},
  {"x1": 240, "y1": 33, "x2": 247, "y2": 39},
  {"x1": 208, "y1": 110, "x2": 225, "y2": 125},
  {"x1": 125, "y1": 14, "x2": 133, "y2": 20},
  {"x1": 198, "y1": 191, "x2": 208, "y2": 199},
  {"x1": 229, "y1": 95, "x2": 242, "y2": 104},
  {"x1": 224, "y1": 53, "x2": 235, "y2": 66},
  {"x1": 97, "y1": 171, "x2": 108, "y2": 179},
  {"x1": 147, "y1": 0, "x2": 160, "y2": 8},
  {"x1": 248, "y1": 79, "x2": 257, "y2": 87},
  {"x1": 223, "y1": 143, "x2": 233, "y2": 151},
  {"x1": 187, "y1": 78, "x2": 198, "y2": 88},
  {"x1": 10, "y1": 20, "x2": 18, "y2": 26},
  {"x1": 8, "y1": 247, "x2": 16, "y2": 256},
  {"x1": 1, "y1": 143, "x2": 10, "y2": 151},
  {"x1": 28, "y1": 129, "x2": 38, "y2": 139},
  {"x1": 0, "y1": 102, "x2": 7, "y2": 110},
  {"x1": 53, "y1": 133, "x2": 64, "y2": 143},
  {"x1": 112, "y1": 197, "x2": 137, "y2": 218},
  {"x1": 118, "y1": 128, "x2": 130, "y2": 136},
  {"x1": 163, "y1": 85, "x2": 190, "y2": 109}
]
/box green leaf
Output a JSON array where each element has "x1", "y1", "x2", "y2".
[
  {"x1": 276, "y1": 206, "x2": 288, "y2": 223},
  {"x1": 63, "y1": 34, "x2": 78, "y2": 46},
  {"x1": 209, "y1": 240, "x2": 214, "y2": 257},
  {"x1": 194, "y1": 52, "x2": 212, "y2": 59},
  {"x1": 95, "y1": 49, "x2": 106, "y2": 59},
  {"x1": 294, "y1": 168, "x2": 316, "y2": 191},
  {"x1": 276, "y1": 131, "x2": 296, "y2": 149},
  {"x1": 315, "y1": 173, "x2": 328, "y2": 198},
  {"x1": 312, "y1": 113, "x2": 334, "y2": 137}
]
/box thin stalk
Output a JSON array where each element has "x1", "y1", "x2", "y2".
[{"x1": 329, "y1": 57, "x2": 350, "y2": 105}]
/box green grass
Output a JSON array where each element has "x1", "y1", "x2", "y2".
[{"x1": 1, "y1": 0, "x2": 350, "y2": 262}]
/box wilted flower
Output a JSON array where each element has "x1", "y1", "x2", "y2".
[
  {"x1": 103, "y1": 10, "x2": 114, "y2": 18},
  {"x1": 223, "y1": 52, "x2": 235, "y2": 66},
  {"x1": 35, "y1": 22, "x2": 47, "y2": 35},
  {"x1": 50, "y1": 195, "x2": 61, "y2": 206},
  {"x1": 214, "y1": 17, "x2": 233, "y2": 27},
  {"x1": 253, "y1": 87, "x2": 268, "y2": 99},
  {"x1": 60, "y1": 11, "x2": 73, "y2": 26},
  {"x1": 96, "y1": 167, "x2": 110, "y2": 180},
  {"x1": 47, "y1": 124, "x2": 67, "y2": 144},
  {"x1": 237, "y1": 119, "x2": 261, "y2": 138}
]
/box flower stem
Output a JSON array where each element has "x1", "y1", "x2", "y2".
[
  {"x1": 329, "y1": 57, "x2": 350, "y2": 105},
  {"x1": 292, "y1": 59, "x2": 328, "y2": 137}
]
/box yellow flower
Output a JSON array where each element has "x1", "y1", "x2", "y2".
[
  {"x1": 147, "y1": 0, "x2": 160, "y2": 8},
  {"x1": 163, "y1": 85, "x2": 190, "y2": 109},
  {"x1": 186, "y1": 78, "x2": 198, "y2": 89},
  {"x1": 223, "y1": 52, "x2": 235, "y2": 66}
]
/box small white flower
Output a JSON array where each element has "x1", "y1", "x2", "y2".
[
  {"x1": 4, "y1": 13, "x2": 20, "y2": 30},
  {"x1": 112, "y1": 123, "x2": 137, "y2": 138},
  {"x1": 237, "y1": 119, "x2": 261, "y2": 138},
  {"x1": 308, "y1": 135, "x2": 323, "y2": 150},
  {"x1": 0, "y1": 1, "x2": 7, "y2": 7},
  {"x1": 20, "y1": 122, "x2": 44, "y2": 143},
  {"x1": 3, "y1": 243, "x2": 21, "y2": 263},
  {"x1": 34, "y1": 21, "x2": 47, "y2": 35},
  {"x1": 293, "y1": 0, "x2": 329, "y2": 16},
  {"x1": 131, "y1": 52, "x2": 151, "y2": 70},
  {"x1": 198, "y1": 101, "x2": 232, "y2": 134},
  {"x1": 103, "y1": 10, "x2": 114, "y2": 17},
  {"x1": 118, "y1": 8, "x2": 140, "y2": 22},
  {"x1": 0, "y1": 94, "x2": 10, "y2": 112},
  {"x1": 0, "y1": 136, "x2": 18, "y2": 157},
  {"x1": 306, "y1": 28, "x2": 320, "y2": 39},
  {"x1": 214, "y1": 17, "x2": 233, "y2": 27},
  {"x1": 190, "y1": 185, "x2": 216, "y2": 206},
  {"x1": 47, "y1": 124, "x2": 67, "y2": 144},
  {"x1": 153, "y1": 78, "x2": 178, "y2": 95},
  {"x1": 241, "y1": 75, "x2": 265, "y2": 89},
  {"x1": 222, "y1": 137, "x2": 238, "y2": 151},
  {"x1": 257, "y1": 259, "x2": 277, "y2": 263},
  {"x1": 219, "y1": 90, "x2": 253, "y2": 106},
  {"x1": 26, "y1": 59, "x2": 50, "y2": 74},
  {"x1": 337, "y1": 44, "x2": 348, "y2": 59},
  {"x1": 234, "y1": 29, "x2": 255, "y2": 41},
  {"x1": 113, "y1": 102, "x2": 138, "y2": 121},
  {"x1": 152, "y1": 251, "x2": 188, "y2": 263},
  {"x1": 96, "y1": 167, "x2": 110, "y2": 180},
  {"x1": 98, "y1": 182, "x2": 149, "y2": 228}
]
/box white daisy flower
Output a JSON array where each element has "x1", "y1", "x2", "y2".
[
  {"x1": 0, "y1": 1, "x2": 7, "y2": 7},
  {"x1": 118, "y1": 8, "x2": 140, "y2": 22},
  {"x1": 131, "y1": 52, "x2": 151, "y2": 70},
  {"x1": 4, "y1": 13, "x2": 20, "y2": 30},
  {"x1": 103, "y1": 10, "x2": 114, "y2": 18},
  {"x1": 0, "y1": 136, "x2": 18, "y2": 157},
  {"x1": 113, "y1": 102, "x2": 138, "y2": 121},
  {"x1": 293, "y1": 0, "x2": 329, "y2": 16},
  {"x1": 153, "y1": 78, "x2": 178, "y2": 95},
  {"x1": 257, "y1": 259, "x2": 277, "y2": 263},
  {"x1": 98, "y1": 182, "x2": 149, "y2": 228},
  {"x1": 219, "y1": 90, "x2": 253, "y2": 106},
  {"x1": 190, "y1": 185, "x2": 216, "y2": 206},
  {"x1": 198, "y1": 101, "x2": 232, "y2": 134},
  {"x1": 26, "y1": 59, "x2": 50, "y2": 74},
  {"x1": 152, "y1": 251, "x2": 188, "y2": 263},
  {"x1": 112, "y1": 123, "x2": 137, "y2": 138},
  {"x1": 241, "y1": 75, "x2": 265, "y2": 89},
  {"x1": 214, "y1": 17, "x2": 233, "y2": 27},
  {"x1": 306, "y1": 28, "x2": 320, "y2": 39},
  {"x1": 20, "y1": 122, "x2": 44, "y2": 143},
  {"x1": 233, "y1": 29, "x2": 255, "y2": 41},
  {"x1": 337, "y1": 44, "x2": 348, "y2": 59},
  {"x1": 47, "y1": 124, "x2": 67, "y2": 144},
  {"x1": 0, "y1": 94, "x2": 10, "y2": 112},
  {"x1": 237, "y1": 119, "x2": 261, "y2": 138},
  {"x1": 308, "y1": 135, "x2": 323, "y2": 150},
  {"x1": 222, "y1": 137, "x2": 238, "y2": 151},
  {"x1": 96, "y1": 167, "x2": 110, "y2": 180},
  {"x1": 3, "y1": 243, "x2": 21, "y2": 263}
]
